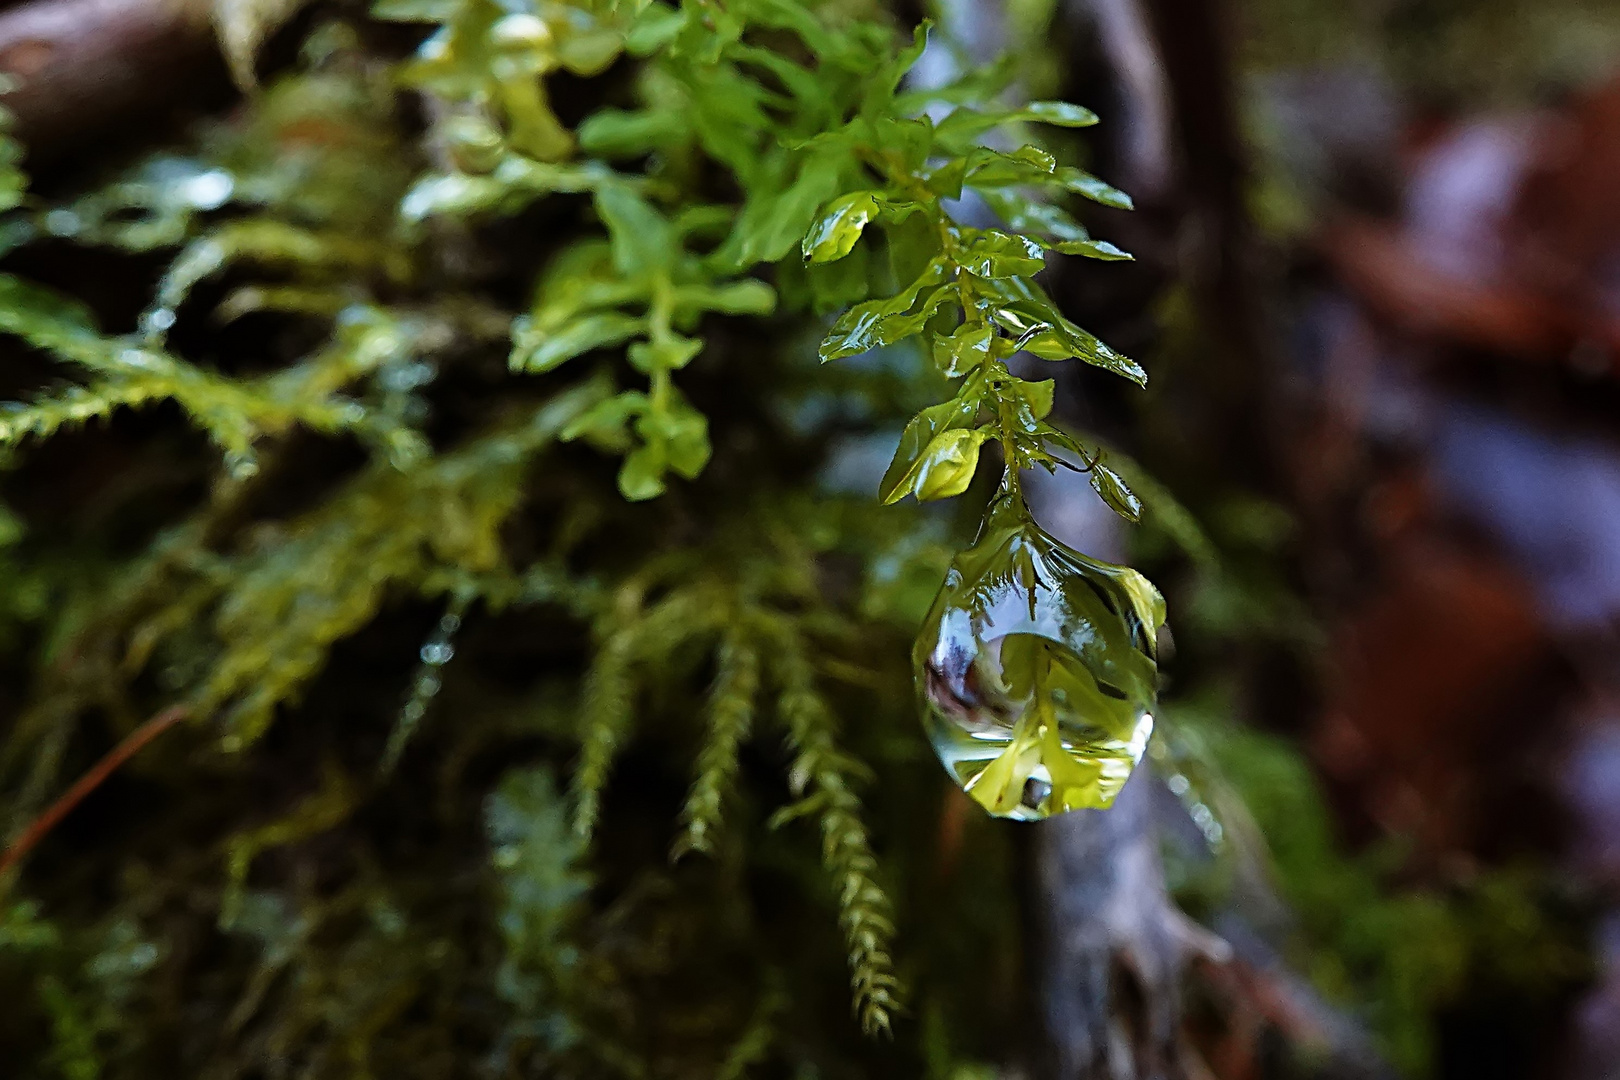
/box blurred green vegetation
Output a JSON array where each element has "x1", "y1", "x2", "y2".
[{"x1": 0, "y1": 0, "x2": 1601, "y2": 1076}]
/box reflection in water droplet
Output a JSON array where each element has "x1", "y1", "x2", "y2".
[{"x1": 913, "y1": 490, "x2": 1165, "y2": 820}]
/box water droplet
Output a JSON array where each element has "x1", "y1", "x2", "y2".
[
  {"x1": 443, "y1": 114, "x2": 505, "y2": 174},
  {"x1": 381, "y1": 599, "x2": 467, "y2": 773},
  {"x1": 402, "y1": 174, "x2": 483, "y2": 222},
  {"x1": 382, "y1": 360, "x2": 436, "y2": 392},
  {"x1": 143, "y1": 307, "x2": 177, "y2": 336},
  {"x1": 224, "y1": 451, "x2": 260, "y2": 480},
  {"x1": 418, "y1": 29, "x2": 450, "y2": 61},
  {"x1": 180, "y1": 169, "x2": 234, "y2": 210},
  {"x1": 43, "y1": 209, "x2": 81, "y2": 237},
  {"x1": 355, "y1": 328, "x2": 406, "y2": 367},
  {"x1": 386, "y1": 431, "x2": 429, "y2": 471},
  {"x1": 913, "y1": 490, "x2": 1165, "y2": 820},
  {"x1": 1167, "y1": 772, "x2": 1190, "y2": 796},
  {"x1": 489, "y1": 13, "x2": 551, "y2": 48},
  {"x1": 117, "y1": 347, "x2": 162, "y2": 370}
]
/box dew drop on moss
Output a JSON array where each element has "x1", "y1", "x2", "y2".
[{"x1": 913, "y1": 490, "x2": 1165, "y2": 820}]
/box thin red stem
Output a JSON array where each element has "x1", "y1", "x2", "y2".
[{"x1": 0, "y1": 704, "x2": 190, "y2": 882}]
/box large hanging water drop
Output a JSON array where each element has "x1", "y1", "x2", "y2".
[{"x1": 914, "y1": 489, "x2": 1165, "y2": 820}]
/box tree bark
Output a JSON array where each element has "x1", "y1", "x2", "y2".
[
  {"x1": 1039, "y1": 770, "x2": 1205, "y2": 1080},
  {"x1": 0, "y1": 0, "x2": 221, "y2": 158}
]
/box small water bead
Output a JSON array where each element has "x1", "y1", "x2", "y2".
[
  {"x1": 913, "y1": 490, "x2": 1165, "y2": 820},
  {"x1": 142, "y1": 307, "x2": 177, "y2": 339},
  {"x1": 418, "y1": 29, "x2": 449, "y2": 61},
  {"x1": 489, "y1": 13, "x2": 552, "y2": 48},
  {"x1": 386, "y1": 431, "x2": 430, "y2": 471},
  {"x1": 179, "y1": 169, "x2": 234, "y2": 211},
  {"x1": 1160, "y1": 763, "x2": 1226, "y2": 849},
  {"x1": 380, "y1": 600, "x2": 468, "y2": 773},
  {"x1": 117, "y1": 347, "x2": 160, "y2": 370},
  {"x1": 43, "y1": 209, "x2": 82, "y2": 237},
  {"x1": 402, "y1": 174, "x2": 482, "y2": 222},
  {"x1": 442, "y1": 114, "x2": 505, "y2": 174},
  {"x1": 381, "y1": 360, "x2": 436, "y2": 393},
  {"x1": 223, "y1": 451, "x2": 260, "y2": 481}
]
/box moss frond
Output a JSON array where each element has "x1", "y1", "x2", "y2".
[
  {"x1": 487, "y1": 764, "x2": 589, "y2": 1042},
  {"x1": 571, "y1": 584, "x2": 721, "y2": 840},
  {"x1": 762, "y1": 614, "x2": 902, "y2": 1037},
  {"x1": 570, "y1": 624, "x2": 637, "y2": 843},
  {"x1": 0, "y1": 381, "x2": 166, "y2": 448},
  {"x1": 673, "y1": 621, "x2": 761, "y2": 859},
  {"x1": 220, "y1": 761, "x2": 358, "y2": 929},
  {"x1": 146, "y1": 219, "x2": 405, "y2": 340},
  {"x1": 188, "y1": 382, "x2": 604, "y2": 748}
]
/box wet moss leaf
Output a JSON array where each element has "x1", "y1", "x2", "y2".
[
  {"x1": 1021, "y1": 100, "x2": 1100, "y2": 127},
  {"x1": 818, "y1": 260, "x2": 948, "y2": 362},
  {"x1": 911, "y1": 427, "x2": 991, "y2": 501},
  {"x1": 1009, "y1": 378, "x2": 1055, "y2": 423},
  {"x1": 879, "y1": 397, "x2": 977, "y2": 503},
  {"x1": 595, "y1": 183, "x2": 675, "y2": 276},
  {"x1": 578, "y1": 107, "x2": 688, "y2": 158},
  {"x1": 802, "y1": 192, "x2": 879, "y2": 263},
  {"x1": 559, "y1": 391, "x2": 648, "y2": 452},
  {"x1": 510, "y1": 312, "x2": 644, "y2": 372},
  {"x1": 674, "y1": 280, "x2": 776, "y2": 317},
  {"x1": 1055, "y1": 237, "x2": 1133, "y2": 261},
  {"x1": 932, "y1": 323, "x2": 993, "y2": 377},
  {"x1": 717, "y1": 153, "x2": 842, "y2": 270},
  {"x1": 958, "y1": 230, "x2": 1046, "y2": 279},
  {"x1": 618, "y1": 442, "x2": 667, "y2": 500},
  {"x1": 1058, "y1": 168, "x2": 1134, "y2": 210},
  {"x1": 1089, "y1": 458, "x2": 1142, "y2": 521},
  {"x1": 628, "y1": 334, "x2": 702, "y2": 374}
]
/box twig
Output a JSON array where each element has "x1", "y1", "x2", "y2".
[{"x1": 0, "y1": 704, "x2": 190, "y2": 882}]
